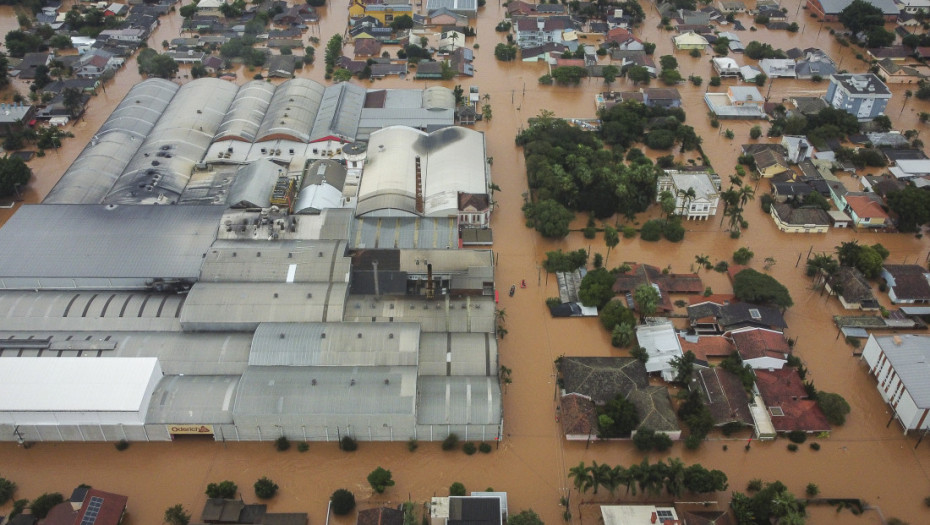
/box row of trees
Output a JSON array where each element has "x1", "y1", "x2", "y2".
[{"x1": 568, "y1": 458, "x2": 728, "y2": 498}]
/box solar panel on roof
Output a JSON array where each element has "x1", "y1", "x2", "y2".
[{"x1": 80, "y1": 496, "x2": 104, "y2": 525}]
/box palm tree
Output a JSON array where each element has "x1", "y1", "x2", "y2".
[
  {"x1": 694, "y1": 254, "x2": 711, "y2": 274},
  {"x1": 737, "y1": 185, "x2": 756, "y2": 210},
  {"x1": 568, "y1": 462, "x2": 592, "y2": 495},
  {"x1": 643, "y1": 459, "x2": 667, "y2": 496},
  {"x1": 612, "y1": 464, "x2": 635, "y2": 496},
  {"x1": 612, "y1": 322, "x2": 635, "y2": 347},
  {"x1": 604, "y1": 225, "x2": 619, "y2": 265},
  {"x1": 604, "y1": 465, "x2": 624, "y2": 497},
  {"x1": 677, "y1": 187, "x2": 697, "y2": 217},
  {"x1": 586, "y1": 461, "x2": 612, "y2": 495},
  {"x1": 664, "y1": 458, "x2": 685, "y2": 497}
]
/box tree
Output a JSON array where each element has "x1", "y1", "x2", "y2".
[
  {"x1": 886, "y1": 187, "x2": 930, "y2": 232},
  {"x1": 331, "y1": 489, "x2": 356, "y2": 515},
  {"x1": 602, "y1": 65, "x2": 619, "y2": 86},
  {"x1": 494, "y1": 43, "x2": 517, "y2": 61},
  {"x1": 325, "y1": 34, "x2": 343, "y2": 70},
  {"x1": 835, "y1": 241, "x2": 888, "y2": 278},
  {"x1": 598, "y1": 393, "x2": 639, "y2": 437},
  {"x1": 611, "y1": 322, "x2": 635, "y2": 348},
  {"x1": 179, "y1": 3, "x2": 198, "y2": 17},
  {"x1": 733, "y1": 247, "x2": 754, "y2": 265},
  {"x1": 390, "y1": 14, "x2": 414, "y2": 31},
  {"x1": 30, "y1": 493, "x2": 64, "y2": 519},
  {"x1": 0, "y1": 476, "x2": 15, "y2": 506},
  {"x1": 508, "y1": 509, "x2": 544, "y2": 525},
  {"x1": 732, "y1": 268, "x2": 793, "y2": 309},
  {"x1": 164, "y1": 504, "x2": 191, "y2": 525},
  {"x1": 254, "y1": 477, "x2": 278, "y2": 499},
  {"x1": 669, "y1": 350, "x2": 696, "y2": 384},
  {"x1": 551, "y1": 66, "x2": 587, "y2": 85},
  {"x1": 206, "y1": 481, "x2": 238, "y2": 499},
  {"x1": 640, "y1": 219, "x2": 663, "y2": 241},
  {"x1": 367, "y1": 467, "x2": 395, "y2": 494},
  {"x1": 659, "y1": 69, "x2": 682, "y2": 85},
  {"x1": 817, "y1": 391, "x2": 851, "y2": 425},
  {"x1": 659, "y1": 55, "x2": 678, "y2": 71},
  {"x1": 137, "y1": 48, "x2": 178, "y2": 78},
  {"x1": 627, "y1": 65, "x2": 651, "y2": 85},
  {"x1": 683, "y1": 465, "x2": 728, "y2": 493},
  {"x1": 449, "y1": 482, "x2": 466, "y2": 497},
  {"x1": 839, "y1": 0, "x2": 886, "y2": 36},
  {"x1": 568, "y1": 462, "x2": 593, "y2": 494},
  {"x1": 600, "y1": 299, "x2": 636, "y2": 331},
  {"x1": 482, "y1": 103, "x2": 492, "y2": 122},
  {"x1": 633, "y1": 283, "x2": 659, "y2": 319},
  {"x1": 333, "y1": 68, "x2": 353, "y2": 82},
  {"x1": 579, "y1": 268, "x2": 617, "y2": 309},
  {"x1": 604, "y1": 225, "x2": 619, "y2": 264},
  {"x1": 523, "y1": 199, "x2": 574, "y2": 238},
  {"x1": 695, "y1": 254, "x2": 711, "y2": 273},
  {"x1": 750, "y1": 126, "x2": 762, "y2": 139},
  {"x1": 0, "y1": 155, "x2": 32, "y2": 197}
]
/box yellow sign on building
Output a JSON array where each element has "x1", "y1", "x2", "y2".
[{"x1": 167, "y1": 424, "x2": 214, "y2": 435}]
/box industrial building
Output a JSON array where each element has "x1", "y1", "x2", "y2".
[{"x1": 0, "y1": 78, "x2": 499, "y2": 444}]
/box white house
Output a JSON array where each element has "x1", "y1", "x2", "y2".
[
  {"x1": 712, "y1": 56, "x2": 740, "y2": 77},
  {"x1": 656, "y1": 169, "x2": 720, "y2": 220},
  {"x1": 781, "y1": 136, "x2": 813, "y2": 163},
  {"x1": 760, "y1": 58, "x2": 797, "y2": 78},
  {"x1": 635, "y1": 318, "x2": 684, "y2": 382},
  {"x1": 862, "y1": 334, "x2": 930, "y2": 433}
]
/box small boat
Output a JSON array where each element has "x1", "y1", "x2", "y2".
[
  {"x1": 509, "y1": 285, "x2": 516, "y2": 297},
  {"x1": 520, "y1": 280, "x2": 526, "y2": 288}
]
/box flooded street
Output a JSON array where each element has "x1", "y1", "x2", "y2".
[{"x1": 2, "y1": 0, "x2": 930, "y2": 523}]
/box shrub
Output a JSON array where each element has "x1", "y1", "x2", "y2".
[
  {"x1": 810, "y1": 442, "x2": 821, "y2": 451},
  {"x1": 846, "y1": 336, "x2": 861, "y2": 348},
  {"x1": 622, "y1": 225, "x2": 636, "y2": 238},
  {"x1": 442, "y1": 433, "x2": 459, "y2": 451},
  {"x1": 331, "y1": 489, "x2": 356, "y2": 515},
  {"x1": 787, "y1": 443, "x2": 798, "y2": 452},
  {"x1": 546, "y1": 297, "x2": 561, "y2": 308},
  {"x1": 367, "y1": 467, "x2": 395, "y2": 494},
  {"x1": 115, "y1": 439, "x2": 130, "y2": 451},
  {"x1": 297, "y1": 442, "x2": 309, "y2": 452},
  {"x1": 663, "y1": 219, "x2": 685, "y2": 242},
  {"x1": 254, "y1": 477, "x2": 279, "y2": 499},
  {"x1": 721, "y1": 421, "x2": 744, "y2": 436},
  {"x1": 684, "y1": 433, "x2": 702, "y2": 450},
  {"x1": 924, "y1": 495, "x2": 930, "y2": 507},
  {"x1": 690, "y1": 48, "x2": 701, "y2": 57},
  {"x1": 788, "y1": 430, "x2": 807, "y2": 443},
  {"x1": 630, "y1": 345, "x2": 649, "y2": 363},
  {"x1": 30, "y1": 493, "x2": 64, "y2": 519},
  {"x1": 206, "y1": 481, "x2": 237, "y2": 499},
  {"x1": 674, "y1": 299, "x2": 687, "y2": 308},
  {"x1": 817, "y1": 392, "x2": 851, "y2": 425},
  {"x1": 806, "y1": 483, "x2": 819, "y2": 497},
  {"x1": 463, "y1": 442, "x2": 477, "y2": 455},
  {"x1": 640, "y1": 219, "x2": 663, "y2": 241},
  {"x1": 733, "y1": 247, "x2": 754, "y2": 265},
  {"x1": 408, "y1": 438, "x2": 418, "y2": 452},
  {"x1": 0, "y1": 476, "x2": 16, "y2": 506},
  {"x1": 340, "y1": 436, "x2": 358, "y2": 451},
  {"x1": 747, "y1": 479, "x2": 763, "y2": 492},
  {"x1": 275, "y1": 436, "x2": 290, "y2": 451},
  {"x1": 479, "y1": 442, "x2": 492, "y2": 453},
  {"x1": 450, "y1": 482, "x2": 466, "y2": 496},
  {"x1": 714, "y1": 261, "x2": 729, "y2": 273}
]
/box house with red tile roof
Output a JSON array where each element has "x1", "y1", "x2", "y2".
[
  {"x1": 43, "y1": 487, "x2": 128, "y2": 525},
  {"x1": 677, "y1": 333, "x2": 735, "y2": 363},
  {"x1": 727, "y1": 327, "x2": 791, "y2": 369},
  {"x1": 755, "y1": 368, "x2": 830, "y2": 433},
  {"x1": 560, "y1": 392, "x2": 598, "y2": 440},
  {"x1": 844, "y1": 194, "x2": 890, "y2": 228},
  {"x1": 694, "y1": 367, "x2": 753, "y2": 428}
]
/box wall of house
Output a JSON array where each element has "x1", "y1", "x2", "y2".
[
  {"x1": 862, "y1": 338, "x2": 926, "y2": 433},
  {"x1": 770, "y1": 208, "x2": 828, "y2": 233}
]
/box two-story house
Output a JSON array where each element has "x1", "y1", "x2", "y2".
[
  {"x1": 825, "y1": 73, "x2": 892, "y2": 120},
  {"x1": 656, "y1": 169, "x2": 721, "y2": 220}
]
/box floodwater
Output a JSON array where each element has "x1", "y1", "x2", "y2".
[{"x1": 2, "y1": 0, "x2": 930, "y2": 523}]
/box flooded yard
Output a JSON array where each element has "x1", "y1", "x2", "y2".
[{"x1": 1, "y1": 0, "x2": 930, "y2": 523}]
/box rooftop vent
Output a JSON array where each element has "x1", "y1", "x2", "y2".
[
  {"x1": 357, "y1": 333, "x2": 363, "y2": 338},
  {"x1": 311, "y1": 379, "x2": 317, "y2": 385},
  {"x1": 350, "y1": 379, "x2": 356, "y2": 386},
  {"x1": 321, "y1": 332, "x2": 326, "y2": 339},
  {"x1": 384, "y1": 379, "x2": 390, "y2": 385}
]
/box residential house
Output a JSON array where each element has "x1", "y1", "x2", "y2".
[
  {"x1": 560, "y1": 392, "x2": 597, "y2": 440},
  {"x1": 807, "y1": 0, "x2": 899, "y2": 21},
  {"x1": 201, "y1": 498, "x2": 308, "y2": 524},
  {"x1": 426, "y1": 0, "x2": 478, "y2": 19},
  {"x1": 718, "y1": 0, "x2": 748, "y2": 11},
  {"x1": 718, "y1": 31, "x2": 745, "y2": 53},
  {"x1": 16, "y1": 52, "x2": 51, "y2": 80},
  {"x1": 740, "y1": 65, "x2": 762, "y2": 82},
  {"x1": 712, "y1": 56, "x2": 741, "y2": 77},
  {"x1": 825, "y1": 73, "x2": 892, "y2": 120},
  {"x1": 898, "y1": 0, "x2": 930, "y2": 13},
  {"x1": 673, "y1": 31, "x2": 708, "y2": 50},
  {"x1": 862, "y1": 334, "x2": 930, "y2": 433},
  {"x1": 265, "y1": 55, "x2": 296, "y2": 78},
  {"x1": 338, "y1": 56, "x2": 367, "y2": 75},
  {"x1": 795, "y1": 48, "x2": 837, "y2": 79},
  {"x1": 826, "y1": 266, "x2": 879, "y2": 310},
  {"x1": 370, "y1": 62, "x2": 408, "y2": 78},
  {"x1": 770, "y1": 203, "x2": 831, "y2": 233},
  {"x1": 428, "y1": 7, "x2": 469, "y2": 27},
  {"x1": 354, "y1": 3, "x2": 414, "y2": 25},
  {"x1": 611, "y1": 49, "x2": 657, "y2": 77},
  {"x1": 782, "y1": 136, "x2": 813, "y2": 163},
  {"x1": 0, "y1": 103, "x2": 36, "y2": 137},
  {"x1": 656, "y1": 169, "x2": 720, "y2": 220},
  {"x1": 844, "y1": 193, "x2": 890, "y2": 228},
  {"x1": 694, "y1": 367, "x2": 754, "y2": 428},
  {"x1": 881, "y1": 264, "x2": 930, "y2": 303},
  {"x1": 450, "y1": 47, "x2": 474, "y2": 76},
  {"x1": 605, "y1": 27, "x2": 643, "y2": 50},
  {"x1": 760, "y1": 58, "x2": 797, "y2": 78},
  {"x1": 458, "y1": 192, "x2": 489, "y2": 226},
  {"x1": 753, "y1": 149, "x2": 790, "y2": 178},
  {"x1": 515, "y1": 17, "x2": 574, "y2": 48},
  {"x1": 438, "y1": 31, "x2": 466, "y2": 52},
  {"x1": 521, "y1": 42, "x2": 564, "y2": 62},
  {"x1": 354, "y1": 38, "x2": 382, "y2": 58},
  {"x1": 105, "y1": 3, "x2": 129, "y2": 16},
  {"x1": 272, "y1": 4, "x2": 318, "y2": 26},
  {"x1": 97, "y1": 27, "x2": 146, "y2": 44},
  {"x1": 728, "y1": 327, "x2": 791, "y2": 370},
  {"x1": 688, "y1": 301, "x2": 788, "y2": 334},
  {"x1": 612, "y1": 263, "x2": 704, "y2": 312},
  {"x1": 42, "y1": 487, "x2": 128, "y2": 525},
  {"x1": 635, "y1": 318, "x2": 687, "y2": 382},
  {"x1": 643, "y1": 88, "x2": 681, "y2": 108},
  {"x1": 203, "y1": 55, "x2": 225, "y2": 74},
  {"x1": 75, "y1": 49, "x2": 119, "y2": 79},
  {"x1": 772, "y1": 182, "x2": 814, "y2": 202},
  {"x1": 601, "y1": 506, "x2": 679, "y2": 525},
  {"x1": 889, "y1": 158, "x2": 930, "y2": 180},
  {"x1": 506, "y1": 0, "x2": 535, "y2": 16},
  {"x1": 877, "y1": 58, "x2": 926, "y2": 84},
  {"x1": 868, "y1": 45, "x2": 912, "y2": 61},
  {"x1": 705, "y1": 86, "x2": 766, "y2": 119},
  {"x1": 754, "y1": 368, "x2": 831, "y2": 433},
  {"x1": 430, "y1": 495, "x2": 506, "y2": 525}
]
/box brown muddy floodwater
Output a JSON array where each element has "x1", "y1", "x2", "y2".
[{"x1": 2, "y1": 0, "x2": 930, "y2": 523}]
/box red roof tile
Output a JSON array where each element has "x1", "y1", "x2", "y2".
[
  {"x1": 845, "y1": 195, "x2": 890, "y2": 220},
  {"x1": 729, "y1": 328, "x2": 790, "y2": 360},
  {"x1": 678, "y1": 334, "x2": 735, "y2": 362},
  {"x1": 560, "y1": 393, "x2": 597, "y2": 438},
  {"x1": 755, "y1": 368, "x2": 830, "y2": 432}
]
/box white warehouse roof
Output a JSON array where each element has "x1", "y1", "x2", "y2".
[{"x1": 0, "y1": 357, "x2": 161, "y2": 412}]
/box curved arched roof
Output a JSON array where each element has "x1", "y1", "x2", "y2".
[
  {"x1": 422, "y1": 86, "x2": 455, "y2": 110},
  {"x1": 256, "y1": 78, "x2": 325, "y2": 143},
  {"x1": 104, "y1": 78, "x2": 239, "y2": 204},
  {"x1": 309, "y1": 82, "x2": 365, "y2": 143},
  {"x1": 44, "y1": 79, "x2": 179, "y2": 204},
  {"x1": 214, "y1": 81, "x2": 275, "y2": 142}
]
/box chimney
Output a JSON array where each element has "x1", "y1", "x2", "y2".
[
  {"x1": 426, "y1": 263, "x2": 434, "y2": 300},
  {"x1": 372, "y1": 259, "x2": 380, "y2": 297},
  {"x1": 414, "y1": 155, "x2": 424, "y2": 214}
]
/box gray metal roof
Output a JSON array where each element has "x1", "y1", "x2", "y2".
[
  {"x1": 214, "y1": 80, "x2": 275, "y2": 142},
  {"x1": 349, "y1": 216, "x2": 459, "y2": 249},
  {"x1": 104, "y1": 79, "x2": 240, "y2": 204},
  {"x1": 357, "y1": 108, "x2": 455, "y2": 140},
  {"x1": 226, "y1": 159, "x2": 283, "y2": 208},
  {"x1": 294, "y1": 160, "x2": 348, "y2": 214},
  {"x1": 200, "y1": 239, "x2": 350, "y2": 283},
  {"x1": 44, "y1": 79, "x2": 179, "y2": 204},
  {"x1": 233, "y1": 365, "x2": 417, "y2": 417},
  {"x1": 0, "y1": 291, "x2": 183, "y2": 332},
  {"x1": 872, "y1": 334, "x2": 930, "y2": 407},
  {"x1": 146, "y1": 375, "x2": 239, "y2": 424},
  {"x1": 817, "y1": 0, "x2": 898, "y2": 14},
  {"x1": 416, "y1": 376, "x2": 501, "y2": 425},
  {"x1": 309, "y1": 82, "x2": 365, "y2": 143},
  {"x1": 0, "y1": 205, "x2": 223, "y2": 288},
  {"x1": 343, "y1": 295, "x2": 496, "y2": 333},
  {"x1": 249, "y1": 322, "x2": 420, "y2": 367},
  {"x1": 257, "y1": 78, "x2": 325, "y2": 143},
  {"x1": 418, "y1": 332, "x2": 496, "y2": 376},
  {"x1": 422, "y1": 87, "x2": 455, "y2": 110},
  {"x1": 180, "y1": 282, "x2": 347, "y2": 330}
]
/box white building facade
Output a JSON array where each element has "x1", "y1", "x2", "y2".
[{"x1": 862, "y1": 334, "x2": 930, "y2": 434}]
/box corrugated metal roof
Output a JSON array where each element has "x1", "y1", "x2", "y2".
[
  {"x1": 232, "y1": 365, "x2": 417, "y2": 416},
  {"x1": 418, "y1": 332, "x2": 497, "y2": 376},
  {"x1": 226, "y1": 158, "x2": 283, "y2": 208},
  {"x1": 0, "y1": 204, "x2": 223, "y2": 285},
  {"x1": 257, "y1": 78, "x2": 325, "y2": 143},
  {"x1": 309, "y1": 82, "x2": 365, "y2": 143},
  {"x1": 342, "y1": 295, "x2": 495, "y2": 332},
  {"x1": 416, "y1": 376, "x2": 501, "y2": 424},
  {"x1": 349, "y1": 217, "x2": 459, "y2": 250},
  {"x1": 180, "y1": 282, "x2": 347, "y2": 329},
  {"x1": 104, "y1": 79, "x2": 239, "y2": 204},
  {"x1": 249, "y1": 322, "x2": 420, "y2": 367},
  {"x1": 200, "y1": 239, "x2": 350, "y2": 283},
  {"x1": 45, "y1": 79, "x2": 179, "y2": 204},
  {"x1": 214, "y1": 80, "x2": 276, "y2": 142},
  {"x1": 873, "y1": 334, "x2": 930, "y2": 407},
  {"x1": 146, "y1": 374, "x2": 239, "y2": 423}
]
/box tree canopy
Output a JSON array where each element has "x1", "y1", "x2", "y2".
[
  {"x1": 732, "y1": 268, "x2": 793, "y2": 309},
  {"x1": 599, "y1": 299, "x2": 636, "y2": 331},
  {"x1": 367, "y1": 467, "x2": 395, "y2": 494},
  {"x1": 838, "y1": 0, "x2": 886, "y2": 37},
  {"x1": 886, "y1": 186, "x2": 930, "y2": 232},
  {"x1": 835, "y1": 241, "x2": 889, "y2": 278},
  {"x1": 633, "y1": 283, "x2": 660, "y2": 318},
  {"x1": 816, "y1": 391, "x2": 851, "y2": 425},
  {"x1": 331, "y1": 489, "x2": 356, "y2": 515},
  {"x1": 164, "y1": 504, "x2": 191, "y2": 525},
  {"x1": 137, "y1": 48, "x2": 178, "y2": 78},
  {"x1": 597, "y1": 393, "x2": 639, "y2": 438},
  {"x1": 543, "y1": 249, "x2": 588, "y2": 273},
  {"x1": 731, "y1": 481, "x2": 805, "y2": 525},
  {"x1": 0, "y1": 155, "x2": 32, "y2": 198},
  {"x1": 206, "y1": 481, "x2": 237, "y2": 499},
  {"x1": 522, "y1": 199, "x2": 574, "y2": 238},
  {"x1": 579, "y1": 268, "x2": 617, "y2": 309},
  {"x1": 508, "y1": 509, "x2": 544, "y2": 525}
]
